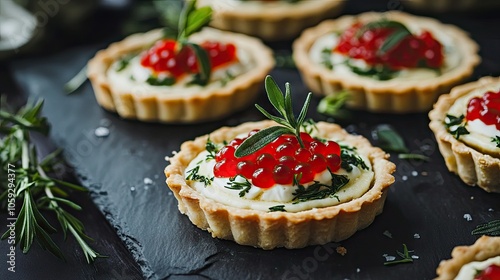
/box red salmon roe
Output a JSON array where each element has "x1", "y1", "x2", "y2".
[
  {"x1": 466, "y1": 90, "x2": 500, "y2": 130},
  {"x1": 334, "y1": 22, "x2": 444, "y2": 70},
  {"x1": 474, "y1": 264, "x2": 500, "y2": 280},
  {"x1": 140, "y1": 39, "x2": 238, "y2": 79},
  {"x1": 213, "y1": 132, "x2": 343, "y2": 188}
]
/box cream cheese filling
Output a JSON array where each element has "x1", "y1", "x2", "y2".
[
  {"x1": 309, "y1": 29, "x2": 459, "y2": 81},
  {"x1": 454, "y1": 256, "x2": 500, "y2": 280},
  {"x1": 447, "y1": 84, "x2": 500, "y2": 156},
  {"x1": 185, "y1": 149, "x2": 374, "y2": 213},
  {"x1": 106, "y1": 45, "x2": 252, "y2": 96}
]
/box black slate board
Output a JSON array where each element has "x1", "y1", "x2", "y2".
[{"x1": 7, "y1": 5, "x2": 500, "y2": 280}]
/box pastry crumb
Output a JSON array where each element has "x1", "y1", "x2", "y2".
[{"x1": 336, "y1": 246, "x2": 347, "y2": 256}]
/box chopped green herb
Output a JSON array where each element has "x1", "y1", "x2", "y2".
[
  {"x1": 345, "y1": 60, "x2": 396, "y2": 81},
  {"x1": 444, "y1": 114, "x2": 469, "y2": 139},
  {"x1": 186, "y1": 165, "x2": 214, "y2": 185},
  {"x1": 205, "y1": 137, "x2": 219, "y2": 161},
  {"x1": 384, "y1": 244, "x2": 414, "y2": 266},
  {"x1": 224, "y1": 176, "x2": 252, "y2": 197},
  {"x1": 471, "y1": 219, "x2": 500, "y2": 236},
  {"x1": 269, "y1": 205, "x2": 286, "y2": 212},
  {"x1": 398, "y1": 153, "x2": 431, "y2": 161},
  {"x1": 292, "y1": 170, "x2": 348, "y2": 203},
  {"x1": 373, "y1": 124, "x2": 409, "y2": 153},
  {"x1": 321, "y1": 48, "x2": 334, "y2": 70},
  {"x1": 146, "y1": 76, "x2": 176, "y2": 86},
  {"x1": 341, "y1": 149, "x2": 369, "y2": 172},
  {"x1": 317, "y1": 91, "x2": 351, "y2": 119},
  {"x1": 492, "y1": 136, "x2": 500, "y2": 148},
  {"x1": 116, "y1": 55, "x2": 135, "y2": 72}
]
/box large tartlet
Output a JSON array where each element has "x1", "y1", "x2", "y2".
[
  {"x1": 197, "y1": 0, "x2": 344, "y2": 41},
  {"x1": 435, "y1": 236, "x2": 500, "y2": 280},
  {"x1": 292, "y1": 11, "x2": 480, "y2": 113},
  {"x1": 429, "y1": 76, "x2": 500, "y2": 193},
  {"x1": 87, "y1": 28, "x2": 274, "y2": 123},
  {"x1": 164, "y1": 120, "x2": 395, "y2": 249}
]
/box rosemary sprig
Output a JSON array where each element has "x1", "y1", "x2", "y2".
[
  {"x1": 340, "y1": 149, "x2": 369, "y2": 172},
  {"x1": 317, "y1": 91, "x2": 352, "y2": 120},
  {"x1": 444, "y1": 114, "x2": 469, "y2": 139},
  {"x1": 0, "y1": 99, "x2": 103, "y2": 263},
  {"x1": 269, "y1": 205, "x2": 286, "y2": 212},
  {"x1": 384, "y1": 244, "x2": 414, "y2": 266},
  {"x1": 471, "y1": 220, "x2": 500, "y2": 236},
  {"x1": 186, "y1": 165, "x2": 214, "y2": 185},
  {"x1": 235, "y1": 75, "x2": 312, "y2": 157}
]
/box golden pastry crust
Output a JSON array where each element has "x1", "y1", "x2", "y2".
[
  {"x1": 197, "y1": 0, "x2": 344, "y2": 41},
  {"x1": 435, "y1": 236, "x2": 500, "y2": 280},
  {"x1": 164, "y1": 120, "x2": 395, "y2": 249},
  {"x1": 292, "y1": 11, "x2": 480, "y2": 113},
  {"x1": 429, "y1": 76, "x2": 500, "y2": 193},
  {"x1": 87, "y1": 28, "x2": 274, "y2": 123}
]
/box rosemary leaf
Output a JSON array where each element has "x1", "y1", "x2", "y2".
[
  {"x1": 471, "y1": 220, "x2": 500, "y2": 236},
  {"x1": 235, "y1": 126, "x2": 291, "y2": 158},
  {"x1": 372, "y1": 124, "x2": 409, "y2": 153}
]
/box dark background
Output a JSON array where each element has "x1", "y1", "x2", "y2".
[{"x1": 1, "y1": 0, "x2": 500, "y2": 279}]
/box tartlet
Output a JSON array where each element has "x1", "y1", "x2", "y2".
[
  {"x1": 429, "y1": 76, "x2": 500, "y2": 193},
  {"x1": 292, "y1": 11, "x2": 480, "y2": 113},
  {"x1": 435, "y1": 236, "x2": 500, "y2": 280},
  {"x1": 197, "y1": 0, "x2": 344, "y2": 41},
  {"x1": 165, "y1": 119, "x2": 395, "y2": 249},
  {"x1": 87, "y1": 27, "x2": 274, "y2": 123}
]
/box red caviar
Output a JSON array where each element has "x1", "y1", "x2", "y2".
[
  {"x1": 474, "y1": 264, "x2": 500, "y2": 280},
  {"x1": 466, "y1": 90, "x2": 500, "y2": 130}
]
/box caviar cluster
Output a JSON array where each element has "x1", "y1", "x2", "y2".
[
  {"x1": 474, "y1": 264, "x2": 500, "y2": 280},
  {"x1": 335, "y1": 22, "x2": 443, "y2": 69},
  {"x1": 466, "y1": 90, "x2": 500, "y2": 130},
  {"x1": 140, "y1": 39, "x2": 237, "y2": 78},
  {"x1": 214, "y1": 130, "x2": 343, "y2": 189}
]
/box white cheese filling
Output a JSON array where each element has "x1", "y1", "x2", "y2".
[
  {"x1": 106, "y1": 46, "x2": 252, "y2": 96},
  {"x1": 455, "y1": 256, "x2": 500, "y2": 280},
  {"x1": 309, "y1": 30, "x2": 459, "y2": 81},
  {"x1": 447, "y1": 84, "x2": 500, "y2": 155},
  {"x1": 185, "y1": 149, "x2": 374, "y2": 213}
]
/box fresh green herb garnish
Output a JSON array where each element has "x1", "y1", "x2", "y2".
[
  {"x1": 444, "y1": 114, "x2": 469, "y2": 139},
  {"x1": 235, "y1": 75, "x2": 312, "y2": 157},
  {"x1": 205, "y1": 137, "x2": 219, "y2": 161},
  {"x1": 471, "y1": 220, "x2": 500, "y2": 236},
  {"x1": 116, "y1": 55, "x2": 135, "y2": 72},
  {"x1": 321, "y1": 48, "x2": 334, "y2": 70},
  {"x1": 317, "y1": 91, "x2": 351, "y2": 120},
  {"x1": 397, "y1": 153, "x2": 431, "y2": 161},
  {"x1": 274, "y1": 51, "x2": 296, "y2": 69},
  {"x1": 220, "y1": 71, "x2": 235, "y2": 86},
  {"x1": 224, "y1": 176, "x2": 252, "y2": 197},
  {"x1": 64, "y1": 65, "x2": 88, "y2": 94},
  {"x1": 186, "y1": 166, "x2": 214, "y2": 185},
  {"x1": 355, "y1": 19, "x2": 412, "y2": 56},
  {"x1": 384, "y1": 244, "x2": 414, "y2": 266},
  {"x1": 269, "y1": 205, "x2": 286, "y2": 212},
  {"x1": 492, "y1": 136, "x2": 500, "y2": 148},
  {"x1": 340, "y1": 149, "x2": 369, "y2": 172},
  {"x1": 301, "y1": 118, "x2": 318, "y2": 135},
  {"x1": 0, "y1": 99, "x2": 103, "y2": 263},
  {"x1": 292, "y1": 170, "x2": 348, "y2": 203},
  {"x1": 345, "y1": 60, "x2": 396, "y2": 81},
  {"x1": 146, "y1": 76, "x2": 176, "y2": 86},
  {"x1": 373, "y1": 124, "x2": 409, "y2": 153}
]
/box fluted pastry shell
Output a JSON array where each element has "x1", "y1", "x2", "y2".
[
  {"x1": 429, "y1": 76, "x2": 500, "y2": 193},
  {"x1": 197, "y1": 0, "x2": 344, "y2": 41},
  {"x1": 435, "y1": 236, "x2": 500, "y2": 280},
  {"x1": 292, "y1": 11, "x2": 480, "y2": 113},
  {"x1": 87, "y1": 28, "x2": 274, "y2": 123},
  {"x1": 164, "y1": 120, "x2": 395, "y2": 249}
]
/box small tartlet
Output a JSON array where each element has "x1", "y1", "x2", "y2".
[
  {"x1": 429, "y1": 76, "x2": 500, "y2": 193},
  {"x1": 435, "y1": 236, "x2": 500, "y2": 280},
  {"x1": 292, "y1": 11, "x2": 480, "y2": 113},
  {"x1": 87, "y1": 28, "x2": 274, "y2": 123},
  {"x1": 197, "y1": 0, "x2": 344, "y2": 41},
  {"x1": 164, "y1": 120, "x2": 395, "y2": 249}
]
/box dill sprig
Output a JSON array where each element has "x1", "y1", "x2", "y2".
[{"x1": 0, "y1": 98, "x2": 103, "y2": 263}]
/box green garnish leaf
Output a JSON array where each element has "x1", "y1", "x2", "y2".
[
  {"x1": 186, "y1": 165, "x2": 214, "y2": 185},
  {"x1": 64, "y1": 66, "x2": 89, "y2": 94},
  {"x1": 491, "y1": 136, "x2": 500, "y2": 148},
  {"x1": 115, "y1": 55, "x2": 135, "y2": 72},
  {"x1": 341, "y1": 149, "x2": 369, "y2": 172},
  {"x1": 146, "y1": 76, "x2": 176, "y2": 86},
  {"x1": 185, "y1": 6, "x2": 212, "y2": 38},
  {"x1": 320, "y1": 48, "x2": 334, "y2": 70},
  {"x1": 185, "y1": 42, "x2": 211, "y2": 86},
  {"x1": 292, "y1": 170, "x2": 348, "y2": 203},
  {"x1": 269, "y1": 205, "x2": 286, "y2": 212},
  {"x1": 444, "y1": 114, "x2": 469, "y2": 139},
  {"x1": 317, "y1": 91, "x2": 351, "y2": 118},
  {"x1": 345, "y1": 60, "x2": 396, "y2": 81},
  {"x1": 378, "y1": 28, "x2": 411, "y2": 55},
  {"x1": 471, "y1": 220, "x2": 500, "y2": 236},
  {"x1": 234, "y1": 75, "x2": 313, "y2": 157},
  {"x1": 373, "y1": 124, "x2": 409, "y2": 153},
  {"x1": 384, "y1": 244, "x2": 414, "y2": 266},
  {"x1": 356, "y1": 20, "x2": 411, "y2": 39},
  {"x1": 235, "y1": 126, "x2": 291, "y2": 158},
  {"x1": 398, "y1": 153, "x2": 431, "y2": 162}
]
